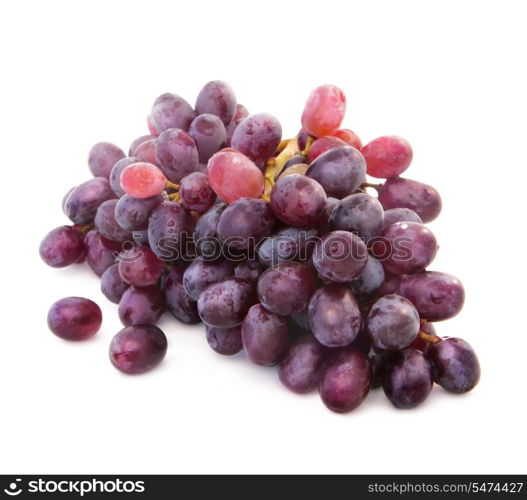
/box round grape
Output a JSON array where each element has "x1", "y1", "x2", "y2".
[
  {"x1": 100, "y1": 263, "x2": 130, "y2": 304},
  {"x1": 362, "y1": 136, "x2": 413, "y2": 179},
  {"x1": 179, "y1": 172, "x2": 216, "y2": 213},
  {"x1": 183, "y1": 257, "x2": 234, "y2": 301},
  {"x1": 195, "y1": 80, "x2": 236, "y2": 125},
  {"x1": 88, "y1": 142, "x2": 125, "y2": 179},
  {"x1": 47, "y1": 297, "x2": 102, "y2": 341},
  {"x1": 110, "y1": 157, "x2": 139, "y2": 197},
  {"x1": 39, "y1": 226, "x2": 84, "y2": 268},
  {"x1": 65, "y1": 177, "x2": 116, "y2": 225},
  {"x1": 301, "y1": 84, "x2": 346, "y2": 138},
  {"x1": 206, "y1": 325, "x2": 242, "y2": 355},
  {"x1": 162, "y1": 268, "x2": 200, "y2": 324},
  {"x1": 150, "y1": 93, "x2": 194, "y2": 133},
  {"x1": 188, "y1": 113, "x2": 227, "y2": 163},
  {"x1": 118, "y1": 285, "x2": 165, "y2": 326},
  {"x1": 307, "y1": 135, "x2": 347, "y2": 163},
  {"x1": 155, "y1": 128, "x2": 199, "y2": 183},
  {"x1": 334, "y1": 129, "x2": 362, "y2": 150},
  {"x1": 120, "y1": 162, "x2": 167, "y2": 199}
]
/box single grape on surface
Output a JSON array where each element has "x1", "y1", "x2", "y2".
[
  {"x1": 110, "y1": 324, "x2": 168, "y2": 375},
  {"x1": 47, "y1": 297, "x2": 102, "y2": 341}
]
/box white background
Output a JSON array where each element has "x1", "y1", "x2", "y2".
[{"x1": 1, "y1": 0, "x2": 526, "y2": 475}]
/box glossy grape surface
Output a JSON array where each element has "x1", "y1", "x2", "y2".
[
  {"x1": 427, "y1": 338, "x2": 480, "y2": 393},
  {"x1": 94, "y1": 199, "x2": 133, "y2": 242},
  {"x1": 118, "y1": 247, "x2": 164, "y2": 287},
  {"x1": 270, "y1": 174, "x2": 327, "y2": 228},
  {"x1": 118, "y1": 285, "x2": 165, "y2": 326},
  {"x1": 301, "y1": 84, "x2": 346, "y2": 137},
  {"x1": 383, "y1": 207, "x2": 422, "y2": 229},
  {"x1": 378, "y1": 177, "x2": 442, "y2": 223},
  {"x1": 312, "y1": 230, "x2": 368, "y2": 282},
  {"x1": 398, "y1": 271, "x2": 465, "y2": 321},
  {"x1": 110, "y1": 157, "x2": 140, "y2": 197},
  {"x1": 115, "y1": 194, "x2": 163, "y2": 231},
  {"x1": 383, "y1": 348, "x2": 433, "y2": 408},
  {"x1": 179, "y1": 172, "x2": 216, "y2": 213},
  {"x1": 110, "y1": 324, "x2": 168, "y2": 375},
  {"x1": 257, "y1": 262, "x2": 316, "y2": 316},
  {"x1": 195, "y1": 80, "x2": 237, "y2": 125},
  {"x1": 183, "y1": 257, "x2": 234, "y2": 301},
  {"x1": 155, "y1": 128, "x2": 199, "y2": 183},
  {"x1": 39, "y1": 226, "x2": 84, "y2": 268},
  {"x1": 257, "y1": 227, "x2": 318, "y2": 267},
  {"x1": 308, "y1": 285, "x2": 361, "y2": 347},
  {"x1": 100, "y1": 263, "x2": 130, "y2": 304},
  {"x1": 367, "y1": 294, "x2": 420, "y2": 350},
  {"x1": 88, "y1": 142, "x2": 125, "y2": 179},
  {"x1": 319, "y1": 348, "x2": 371, "y2": 413},
  {"x1": 188, "y1": 113, "x2": 227, "y2": 163},
  {"x1": 65, "y1": 177, "x2": 116, "y2": 225},
  {"x1": 197, "y1": 278, "x2": 255, "y2": 328},
  {"x1": 278, "y1": 335, "x2": 328, "y2": 394},
  {"x1": 84, "y1": 230, "x2": 122, "y2": 276},
  {"x1": 162, "y1": 268, "x2": 200, "y2": 324},
  {"x1": 306, "y1": 146, "x2": 366, "y2": 199},
  {"x1": 362, "y1": 136, "x2": 413, "y2": 178},
  {"x1": 307, "y1": 136, "x2": 347, "y2": 163},
  {"x1": 120, "y1": 162, "x2": 167, "y2": 199},
  {"x1": 241, "y1": 304, "x2": 290, "y2": 366},
  {"x1": 206, "y1": 325, "x2": 242, "y2": 355},
  {"x1": 47, "y1": 297, "x2": 102, "y2": 340}
]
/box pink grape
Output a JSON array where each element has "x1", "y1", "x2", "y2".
[
  {"x1": 307, "y1": 136, "x2": 347, "y2": 163},
  {"x1": 301, "y1": 85, "x2": 346, "y2": 138},
  {"x1": 362, "y1": 136, "x2": 413, "y2": 178},
  {"x1": 334, "y1": 129, "x2": 362, "y2": 150},
  {"x1": 207, "y1": 149, "x2": 264, "y2": 203},
  {"x1": 133, "y1": 138, "x2": 158, "y2": 165},
  {"x1": 120, "y1": 162, "x2": 167, "y2": 199},
  {"x1": 88, "y1": 142, "x2": 125, "y2": 179}
]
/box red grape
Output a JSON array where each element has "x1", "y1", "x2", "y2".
[
  {"x1": 301, "y1": 84, "x2": 346, "y2": 138},
  {"x1": 179, "y1": 172, "x2": 216, "y2": 213},
  {"x1": 118, "y1": 246, "x2": 164, "y2": 287},
  {"x1": 120, "y1": 162, "x2": 167, "y2": 199},
  {"x1": 47, "y1": 297, "x2": 102, "y2": 341},
  {"x1": 39, "y1": 226, "x2": 84, "y2": 268},
  {"x1": 155, "y1": 128, "x2": 199, "y2": 183},
  {"x1": 334, "y1": 128, "x2": 362, "y2": 150},
  {"x1": 88, "y1": 142, "x2": 125, "y2": 179},
  {"x1": 150, "y1": 93, "x2": 194, "y2": 133},
  {"x1": 207, "y1": 149, "x2": 264, "y2": 203},
  {"x1": 362, "y1": 136, "x2": 413, "y2": 178},
  {"x1": 307, "y1": 135, "x2": 347, "y2": 163}
]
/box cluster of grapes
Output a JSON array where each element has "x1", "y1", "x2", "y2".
[{"x1": 40, "y1": 81, "x2": 480, "y2": 412}]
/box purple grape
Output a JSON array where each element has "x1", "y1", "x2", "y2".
[
  {"x1": 94, "y1": 199, "x2": 133, "y2": 243},
  {"x1": 217, "y1": 198, "x2": 277, "y2": 250},
  {"x1": 231, "y1": 113, "x2": 282, "y2": 165},
  {"x1": 109, "y1": 157, "x2": 139, "y2": 197},
  {"x1": 115, "y1": 194, "x2": 163, "y2": 231},
  {"x1": 179, "y1": 172, "x2": 216, "y2": 213},
  {"x1": 379, "y1": 221, "x2": 437, "y2": 275},
  {"x1": 226, "y1": 118, "x2": 243, "y2": 147},
  {"x1": 129, "y1": 135, "x2": 155, "y2": 156},
  {"x1": 100, "y1": 263, "x2": 130, "y2": 304},
  {"x1": 330, "y1": 193, "x2": 384, "y2": 242},
  {"x1": 118, "y1": 286, "x2": 165, "y2": 326},
  {"x1": 133, "y1": 139, "x2": 157, "y2": 164},
  {"x1": 195, "y1": 80, "x2": 236, "y2": 125},
  {"x1": 150, "y1": 93, "x2": 195, "y2": 133},
  {"x1": 257, "y1": 227, "x2": 318, "y2": 267},
  {"x1": 378, "y1": 177, "x2": 442, "y2": 223},
  {"x1": 383, "y1": 348, "x2": 433, "y2": 408},
  {"x1": 306, "y1": 146, "x2": 366, "y2": 199},
  {"x1": 383, "y1": 207, "x2": 422, "y2": 229},
  {"x1": 88, "y1": 142, "x2": 125, "y2": 178},
  {"x1": 197, "y1": 278, "x2": 256, "y2": 328},
  {"x1": 349, "y1": 255, "x2": 385, "y2": 298},
  {"x1": 155, "y1": 128, "x2": 199, "y2": 183},
  {"x1": 84, "y1": 230, "x2": 122, "y2": 276},
  {"x1": 312, "y1": 230, "x2": 368, "y2": 282},
  {"x1": 270, "y1": 174, "x2": 327, "y2": 228},
  {"x1": 193, "y1": 202, "x2": 226, "y2": 259},
  {"x1": 398, "y1": 271, "x2": 465, "y2": 321},
  {"x1": 233, "y1": 104, "x2": 249, "y2": 121},
  {"x1": 233, "y1": 260, "x2": 263, "y2": 282},
  {"x1": 316, "y1": 196, "x2": 339, "y2": 235},
  {"x1": 257, "y1": 262, "x2": 316, "y2": 316},
  {"x1": 367, "y1": 294, "x2": 419, "y2": 350},
  {"x1": 297, "y1": 129, "x2": 308, "y2": 151},
  {"x1": 427, "y1": 338, "x2": 480, "y2": 393},
  {"x1": 39, "y1": 226, "x2": 84, "y2": 268},
  {"x1": 188, "y1": 113, "x2": 227, "y2": 163},
  {"x1": 148, "y1": 201, "x2": 193, "y2": 261},
  {"x1": 241, "y1": 304, "x2": 290, "y2": 366},
  {"x1": 278, "y1": 335, "x2": 329, "y2": 393},
  {"x1": 162, "y1": 268, "x2": 200, "y2": 324},
  {"x1": 47, "y1": 297, "x2": 102, "y2": 341},
  {"x1": 308, "y1": 285, "x2": 361, "y2": 347},
  {"x1": 377, "y1": 271, "x2": 402, "y2": 298},
  {"x1": 118, "y1": 247, "x2": 164, "y2": 287},
  {"x1": 206, "y1": 325, "x2": 242, "y2": 355},
  {"x1": 183, "y1": 257, "x2": 234, "y2": 301},
  {"x1": 110, "y1": 324, "x2": 168, "y2": 375},
  {"x1": 319, "y1": 348, "x2": 372, "y2": 413},
  {"x1": 65, "y1": 177, "x2": 116, "y2": 225}
]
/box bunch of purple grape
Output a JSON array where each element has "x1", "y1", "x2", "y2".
[{"x1": 40, "y1": 81, "x2": 480, "y2": 412}]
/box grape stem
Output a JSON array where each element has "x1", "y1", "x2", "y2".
[
  {"x1": 165, "y1": 181, "x2": 180, "y2": 191},
  {"x1": 361, "y1": 182, "x2": 383, "y2": 192},
  {"x1": 418, "y1": 330, "x2": 442, "y2": 344},
  {"x1": 262, "y1": 137, "x2": 300, "y2": 199},
  {"x1": 300, "y1": 135, "x2": 315, "y2": 158},
  {"x1": 77, "y1": 223, "x2": 94, "y2": 234},
  {"x1": 168, "y1": 192, "x2": 180, "y2": 202}
]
